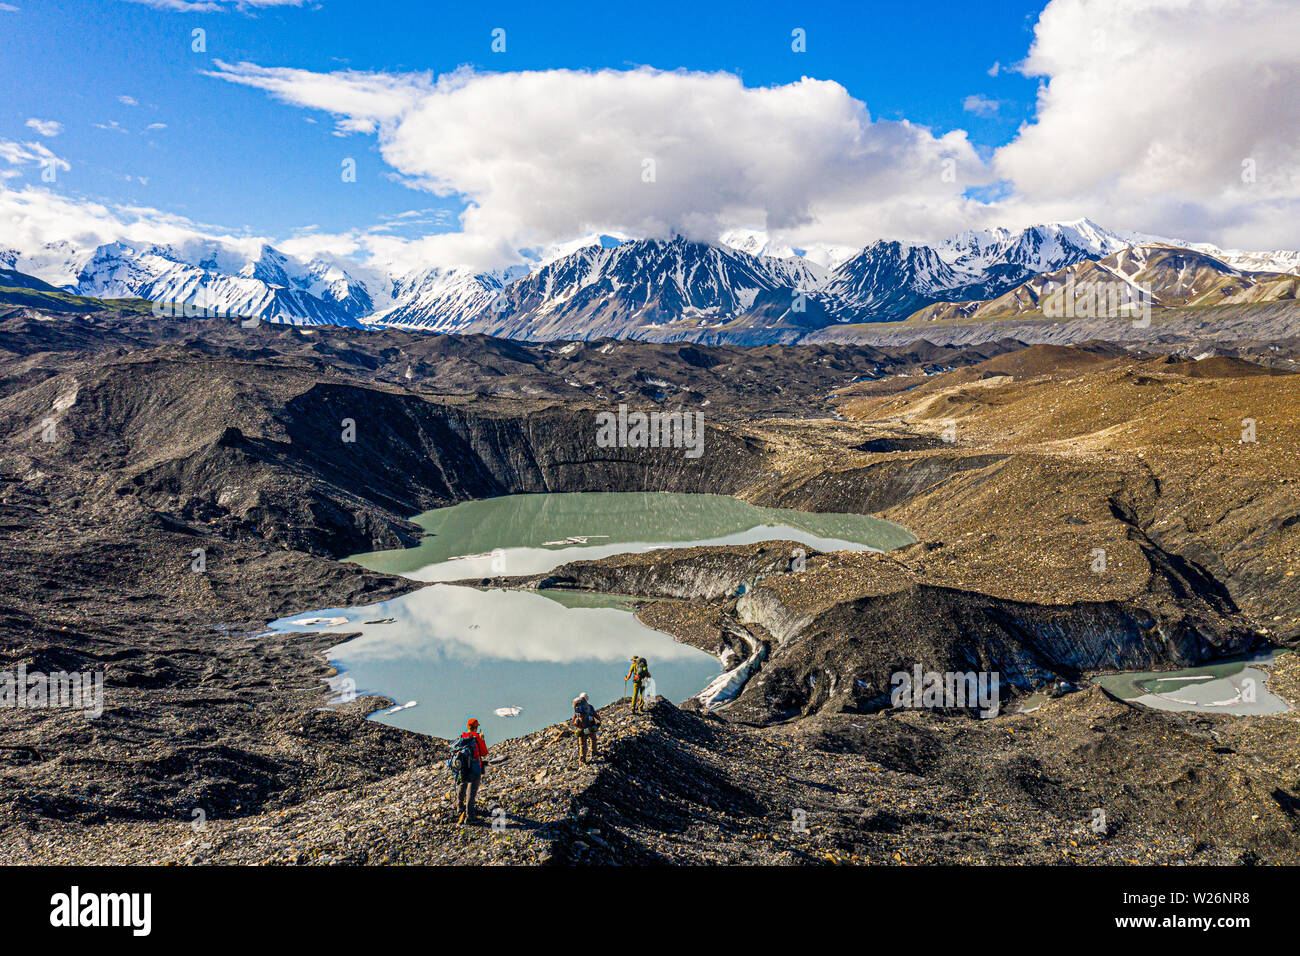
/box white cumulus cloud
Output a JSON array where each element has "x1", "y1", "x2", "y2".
[
  {"x1": 24, "y1": 118, "x2": 63, "y2": 137},
  {"x1": 994, "y1": 0, "x2": 1300, "y2": 249},
  {"x1": 206, "y1": 62, "x2": 985, "y2": 268}
]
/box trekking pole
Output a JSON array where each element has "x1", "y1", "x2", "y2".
[{"x1": 623, "y1": 677, "x2": 628, "y2": 700}]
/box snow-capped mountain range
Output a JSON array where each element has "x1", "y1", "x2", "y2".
[
  {"x1": 2, "y1": 219, "x2": 1297, "y2": 344},
  {"x1": 0, "y1": 240, "x2": 375, "y2": 327}
]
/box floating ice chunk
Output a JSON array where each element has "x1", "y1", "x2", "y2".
[
  {"x1": 494, "y1": 705, "x2": 522, "y2": 718},
  {"x1": 541, "y1": 535, "x2": 610, "y2": 546},
  {"x1": 292, "y1": 616, "x2": 348, "y2": 627},
  {"x1": 386, "y1": 701, "x2": 418, "y2": 714}
]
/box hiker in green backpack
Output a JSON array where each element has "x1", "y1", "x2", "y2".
[{"x1": 625, "y1": 655, "x2": 651, "y2": 713}]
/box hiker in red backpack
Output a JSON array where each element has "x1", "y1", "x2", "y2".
[
  {"x1": 452, "y1": 718, "x2": 489, "y2": 825},
  {"x1": 572, "y1": 693, "x2": 600, "y2": 764}
]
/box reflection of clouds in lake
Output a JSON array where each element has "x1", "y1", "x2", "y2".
[
  {"x1": 327, "y1": 585, "x2": 709, "y2": 666},
  {"x1": 270, "y1": 494, "x2": 912, "y2": 739},
  {"x1": 410, "y1": 526, "x2": 875, "y2": 583}
]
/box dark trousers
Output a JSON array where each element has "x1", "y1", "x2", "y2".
[{"x1": 458, "y1": 776, "x2": 481, "y2": 817}]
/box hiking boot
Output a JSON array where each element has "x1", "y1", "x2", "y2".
[{"x1": 457, "y1": 809, "x2": 468, "y2": 826}]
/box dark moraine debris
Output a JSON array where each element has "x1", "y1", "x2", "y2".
[{"x1": 2, "y1": 313, "x2": 1299, "y2": 864}]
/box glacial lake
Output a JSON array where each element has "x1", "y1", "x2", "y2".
[
  {"x1": 267, "y1": 492, "x2": 914, "y2": 740},
  {"x1": 1093, "y1": 650, "x2": 1291, "y2": 715}
]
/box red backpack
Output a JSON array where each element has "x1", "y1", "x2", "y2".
[{"x1": 573, "y1": 701, "x2": 597, "y2": 729}]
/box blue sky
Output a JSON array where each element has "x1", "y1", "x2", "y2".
[
  {"x1": 2, "y1": 0, "x2": 1296, "y2": 264},
  {"x1": 2, "y1": 0, "x2": 1044, "y2": 241}
]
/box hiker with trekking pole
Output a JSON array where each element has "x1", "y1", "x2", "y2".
[
  {"x1": 447, "y1": 717, "x2": 489, "y2": 825},
  {"x1": 625, "y1": 655, "x2": 651, "y2": 713}
]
